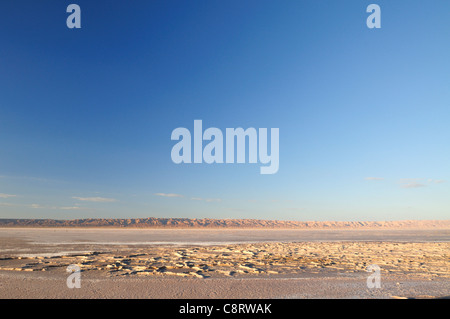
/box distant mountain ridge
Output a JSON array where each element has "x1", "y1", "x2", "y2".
[{"x1": 0, "y1": 218, "x2": 448, "y2": 229}]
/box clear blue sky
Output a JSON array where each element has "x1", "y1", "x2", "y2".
[{"x1": 0, "y1": 0, "x2": 449, "y2": 221}]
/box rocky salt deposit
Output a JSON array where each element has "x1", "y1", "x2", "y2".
[{"x1": 0, "y1": 242, "x2": 448, "y2": 280}]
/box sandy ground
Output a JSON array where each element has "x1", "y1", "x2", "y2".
[
  {"x1": 0, "y1": 228, "x2": 448, "y2": 299},
  {"x1": 1, "y1": 228, "x2": 449, "y2": 245},
  {"x1": 1, "y1": 270, "x2": 449, "y2": 299}
]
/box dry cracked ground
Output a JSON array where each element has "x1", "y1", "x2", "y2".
[{"x1": 0, "y1": 242, "x2": 448, "y2": 280}]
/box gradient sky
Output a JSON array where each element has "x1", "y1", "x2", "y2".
[{"x1": 0, "y1": 0, "x2": 449, "y2": 221}]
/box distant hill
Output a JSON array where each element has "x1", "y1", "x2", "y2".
[{"x1": 0, "y1": 218, "x2": 449, "y2": 229}]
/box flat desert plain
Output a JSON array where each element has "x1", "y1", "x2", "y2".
[{"x1": 0, "y1": 227, "x2": 449, "y2": 299}]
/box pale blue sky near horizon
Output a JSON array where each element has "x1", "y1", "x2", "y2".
[{"x1": 0, "y1": 1, "x2": 449, "y2": 221}]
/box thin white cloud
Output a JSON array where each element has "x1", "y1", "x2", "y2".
[
  {"x1": 72, "y1": 196, "x2": 117, "y2": 202},
  {"x1": 154, "y1": 193, "x2": 184, "y2": 198},
  {"x1": 0, "y1": 193, "x2": 17, "y2": 198},
  {"x1": 364, "y1": 177, "x2": 384, "y2": 181},
  {"x1": 401, "y1": 182, "x2": 426, "y2": 189},
  {"x1": 156, "y1": 193, "x2": 221, "y2": 202},
  {"x1": 0, "y1": 202, "x2": 18, "y2": 207},
  {"x1": 30, "y1": 204, "x2": 86, "y2": 210},
  {"x1": 190, "y1": 197, "x2": 221, "y2": 202},
  {"x1": 398, "y1": 178, "x2": 446, "y2": 189},
  {"x1": 0, "y1": 202, "x2": 86, "y2": 210},
  {"x1": 427, "y1": 179, "x2": 446, "y2": 184},
  {"x1": 399, "y1": 178, "x2": 420, "y2": 183},
  {"x1": 204, "y1": 198, "x2": 222, "y2": 202},
  {"x1": 0, "y1": 175, "x2": 61, "y2": 183}
]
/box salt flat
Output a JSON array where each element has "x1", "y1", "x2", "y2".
[
  {"x1": 1, "y1": 228, "x2": 449, "y2": 247},
  {"x1": 0, "y1": 228, "x2": 448, "y2": 299}
]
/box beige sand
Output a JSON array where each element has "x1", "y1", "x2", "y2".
[{"x1": 0, "y1": 228, "x2": 448, "y2": 298}]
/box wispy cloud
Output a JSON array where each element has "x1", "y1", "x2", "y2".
[
  {"x1": 0, "y1": 175, "x2": 62, "y2": 183},
  {"x1": 399, "y1": 178, "x2": 446, "y2": 189},
  {"x1": 0, "y1": 199, "x2": 86, "y2": 211},
  {"x1": 204, "y1": 198, "x2": 221, "y2": 203},
  {"x1": 72, "y1": 196, "x2": 117, "y2": 202},
  {"x1": 0, "y1": 202, "x2": 18, "y2": 207},
  {"x1": 401, "y1": 182, "x2": 426, "y2": 189},
  {"x1": 364, "y1": 177, "x2": 445, "y2": 188},
  {"x1": 28, "y1": 203, "x2": 85, "y2": 210},
  {"x1": 399, "y1": 178, "x2": 420, "y2": 183},
  {"x1": 154, "y1": 193, "x2": 184, "y2": 198},
  {"x1": 154, "y1": 193, "x2": 221, "y2": 202},
  {"x1": 0, "y1": 193, "x2": 17, "y2": 198},
  {"x1": 399, "y1": 179, "x2": 426, "y2": 189},
  {"x1": 191, "y1": 197, "x2": 222, "y2": 202}
]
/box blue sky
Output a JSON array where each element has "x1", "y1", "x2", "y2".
[{"x1": 0, "y1": 0, "x2": 449, "y2": 221}]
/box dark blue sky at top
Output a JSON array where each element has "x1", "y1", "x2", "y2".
[{"x1": 0, "y1": 1, "x2": 449, "y2": 220}]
